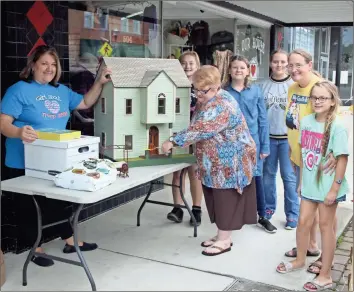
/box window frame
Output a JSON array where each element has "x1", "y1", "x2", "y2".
[
  {"x1": 124, "y1": 135, "x2": 133, "y2": 150},
  {"x1": 125, "y1": 98, "x2": 132, "y2": 115},
  {"x1": 158, "y1": 97, "x2": 166, "y2": 115}
]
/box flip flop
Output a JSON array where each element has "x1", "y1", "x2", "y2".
[
  {"x1": 303, "y1": 279, "x2": 333, "y2": 291},
  {"x1": 276, "y1": 261, "x2": 305, "y2": 274},
  {"x1": 285, "y1": 247, "x2": 321, "y2": 258},
  {"x1": 202, "y1": 245, "x2": 231, "y2": 256},
  {"x1": 201, "y1": 238, "x2": 233, "y2": 247},
  {"x1": 307, "y1": 257, "x2": 334, "y2": 275}
]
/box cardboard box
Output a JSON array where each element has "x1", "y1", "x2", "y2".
[
  {"x1": 36, "y1": 129, "x2": 81, "y2": 141},
  {"x1": 0, "y1": 249, "x2": 5, "y2": 288},
  {"x1": 24, "y1": 135, "x2": 100, "y2": 180}
]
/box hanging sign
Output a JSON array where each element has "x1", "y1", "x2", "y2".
[
  {"x1": 99, "y1": 42, "x2": 113, "y2": 57},
  {"x1": 249, "y1": 57, "x2": 258, "y2": 80}
]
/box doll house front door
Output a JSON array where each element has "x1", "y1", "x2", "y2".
[{"x1": 149, "y1": 126, "x2": 159, "y2": 155}]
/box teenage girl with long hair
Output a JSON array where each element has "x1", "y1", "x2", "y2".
[
  {"x1": 225, "y1": 55, "x2": 276, "y2": 233},
  {"x1": 276, "y1": 80, "x2": 349, "y2": 291},
  {"x1": 261, "y1": 49, "x2": 299, "y2": 229},
  {"x1": 167, "y1": 51, "x2": 203, "y2": 226}
]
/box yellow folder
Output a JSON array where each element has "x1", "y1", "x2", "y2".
[{"x1": 36, "y1": 129, "x2": 81, "y2": 141}]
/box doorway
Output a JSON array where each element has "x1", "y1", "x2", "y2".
[
  {"x1": 149, "y1": 126, "x2": 159, "y2": 155},
  {"x1": 315, "y1": 27, "x2": 331, "y2": 79}
]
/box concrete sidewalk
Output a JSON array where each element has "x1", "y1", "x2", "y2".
[{"x1": 2, "y1": 115, "x2": 353, "y2": 291}]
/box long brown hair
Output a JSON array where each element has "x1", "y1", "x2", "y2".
[
  {"x1": 19, "y1": 45, "x2": 61, "y2": 87},
  {"x1": 311, "y1": 80, "x2": 342, "y2": 184},
  {"x1": 224, "y1": 55, "x2": 251, "y2": 88}
]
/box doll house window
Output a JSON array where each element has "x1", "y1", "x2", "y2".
[
  {"x1": 125, "y1": 135, "x2": 133, "y2": 150},
  {"x1": 175, "y1": 98, "x2": 180, "y2": 113},
  {"x1": 101, "y1": 97, "x2": 106, "y2": 113},
  {"x1": 126, "y1": 99, "x2": 132, "y2": 114},
  {"x1": 158, "y1": 98, "x2": 166, "y2": 114}
]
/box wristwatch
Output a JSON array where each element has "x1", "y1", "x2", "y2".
[
  {"x1": 169, "y1": 136, "x2": 177, "y2": 146},
  {"x1": 335, "y1": 179, "x2": 343, "y2": 185}
]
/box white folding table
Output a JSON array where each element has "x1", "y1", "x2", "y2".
[{"x1": 1, "y1": 163, "x2": 198, "y2": 291}]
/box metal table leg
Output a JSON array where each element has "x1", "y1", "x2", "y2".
[
  {"x1": 136, "y1": 168, "x2": 198, "y2": 237},
  {"x1": 72, "y1": 204, "x2": 96, "y2": 291},
  {"x1": 22, "y1": 197, "x2": 96, "y2": 291},
  {"x1": 22, "y1": 196, "x2": 42, "y2": 287},
  {"x1": 178, "y1": 168, "x2": 197, "y2": 237}
]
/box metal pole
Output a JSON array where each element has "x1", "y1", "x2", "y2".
[
  {"x1": 335, "y1": 27, "x2": 342, "y2": 90},
  {"x1": 160, "y1": 1, "x2": 164, "y2": 58},
  {"x1": 233, "y1": 18, "x2": 238, "y2": 54}
]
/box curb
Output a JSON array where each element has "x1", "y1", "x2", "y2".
[{"x1": 332, "y1": 218, "x2": 353, "y2": 291}]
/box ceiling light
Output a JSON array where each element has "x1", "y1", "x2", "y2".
[{"x1": 121, "y1": 11, "x2": 143, "y2": 20}]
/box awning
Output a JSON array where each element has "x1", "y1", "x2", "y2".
[{"x1": 224, "y1": 0, "x2": 353, "y2": 24}]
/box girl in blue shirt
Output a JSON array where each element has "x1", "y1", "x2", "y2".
[
  {"x1": 224, "y1": 55, "x2": 275, "y2": 234},
  {"x1": 0, "y1": 45, "x2": 111, "y2": 267}
]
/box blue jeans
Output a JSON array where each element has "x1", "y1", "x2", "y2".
[
  {"x1": 255, "y1": 176, "x2": 266, "y2": 218},
  {"x1": 263, "y1": 138, "x2": 299, "y2": 222}
]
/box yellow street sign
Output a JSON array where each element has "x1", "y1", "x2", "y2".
[{"x1": 99, "y1": 42, "x2": 113, "y2": 57}]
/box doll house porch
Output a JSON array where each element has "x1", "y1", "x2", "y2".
[{"x1": 94, "y1": 57, "x2": 196, "y2": 167}]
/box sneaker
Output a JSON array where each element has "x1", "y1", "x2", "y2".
[
  {"x1": 257, "y1": 217, "x2": 277, "y2": 233},
  {"x1": 285, "y1": 220, "x2": 297, "y2": 230},
  {"x1": 167, "y1": 207, "x2": 184, "y2": 223},
  {"x1": 189, "y1": 208, "x2": 202, "y2": 226}
]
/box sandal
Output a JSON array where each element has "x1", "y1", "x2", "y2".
[
  {"x1": 307, "y1": 257, "x2": 334, "y2": 275},
  {"x1": 202, "y1": 243, "x2": 231, "y2": 256},
  {"x1": 276, "y1": 261, "x2": 305, "y2": 274},
  {"x1": 201, "y1": 237, "x2": 233, "y2": 247},
  {"x1": 303, "y1": 279, "x2": 333, "y2": 291},
  {"x1": 285, "y1": 247, "x2": 321, "y2": 257}
]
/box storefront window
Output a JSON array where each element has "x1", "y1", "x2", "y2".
[
  {"x1": 68, "y1": 1, "x2": 161, "y2": 134},
  {"x1": 236, "y1": 24, "x2": 270, "y2": 83},
  {"x1": 329, "y1": 26, "x2": 353, "y2": 101},
  {"x1": 163, "y1": 18, "x2": 235, "y2": 66}
]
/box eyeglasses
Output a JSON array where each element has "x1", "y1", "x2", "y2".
[
  {"x1": 309, "y1": 96, "x2": 332, "y2": 103},
  {"x1": 192, "y1": 88, "x2": 212, "y2": 95},
  {"x1": 288, "y1": 64, "x2": 306, "y2": 70}
]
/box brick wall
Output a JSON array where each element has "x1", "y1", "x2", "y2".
[{"x1": 1, "y1": 0, "x2": 70, "y2": 253}]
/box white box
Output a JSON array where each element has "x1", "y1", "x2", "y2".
[{"x1": 24, "y1": 135, "x2": 100, "y2": 180}]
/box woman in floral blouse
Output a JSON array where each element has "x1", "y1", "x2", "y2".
[{"x1": 162, "y1": 65, "x2": 257, "y2": 256}]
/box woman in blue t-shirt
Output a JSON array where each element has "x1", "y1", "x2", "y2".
[{"x1": 0, "y1": 45, "x2": 111, "y2": 267}]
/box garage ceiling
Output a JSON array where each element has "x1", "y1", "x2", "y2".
[{"x1": 226, "y1": 0, "x2": 354, "y2": 23}]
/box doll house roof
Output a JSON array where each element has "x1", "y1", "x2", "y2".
[{"x1": 101, "y1": 57, "x2": 192, "y2": 88}]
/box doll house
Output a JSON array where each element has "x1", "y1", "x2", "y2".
[{"x1": 94, "y1": 57, "x2": 196, "y2": 167}]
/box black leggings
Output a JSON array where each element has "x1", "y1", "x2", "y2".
[{"x1": 3, "y1": 167, "x2": 74, "y2": 247}]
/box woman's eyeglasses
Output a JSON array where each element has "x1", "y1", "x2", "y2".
[{"x1": 192, "y1": 88, "x2": 212, "y2": 95}]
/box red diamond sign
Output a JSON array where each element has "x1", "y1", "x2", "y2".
[
  {"x1": 27, "y1": 1, "x2": 53, "y2": 36},
  {"x1": 27, "y1": 37, "x2": 46, "y2": 56}
]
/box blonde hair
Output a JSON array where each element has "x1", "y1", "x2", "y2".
[
  {"x1": 19, "y1": 45, "x2": 61, "y2": 86},
  {"x1": 288, "y1": 49, "x2": 323, "y2": 79},
  {"x1": 310, "y1": 80, "x2": 342, "y2": 184},
  {"x1": 224, "y1": 55, "x2": 252, "y2": 88},
  {"x1": 192, "y1": 65, "x2": 221, "y2": 89},
  {"x1": 179, "y1": 51, "x2": 201, "y2": 69}
]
